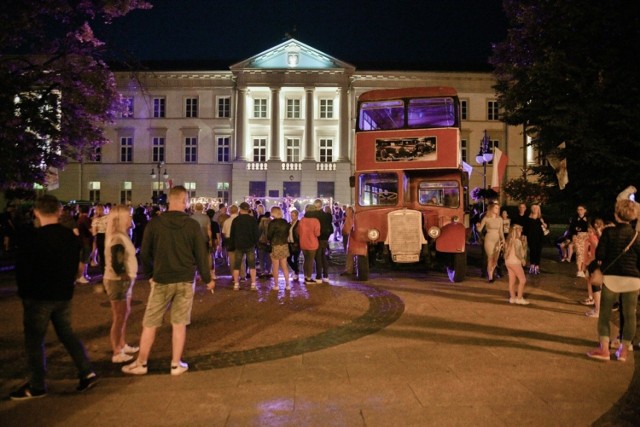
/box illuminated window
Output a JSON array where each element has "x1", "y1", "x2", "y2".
[
  {"x1": 89, "y1": 181, "x2": 101, "y2": 203},
  {"x1": 120, "y1": 182, "x2": 132, "y2": 204},
  {"x1": 184, "y1": 137, "x2": 197, "y2": 163},
  {"x1": 217, "y1": 137, "x2": 230, "y2": 162},
  {"x1": 185, "y1": 97, "x2": 198, "y2": 118},
  {"x1": 120, "y1": 137, "x2": 133, "y2": 162},
  {"x1": 286, "y1": 99, "x2": 301, "y2": 118},
  {"x1": 217, "y1": 182, "x2": 230, "y2": 203},
  {"x1": 153, "y1": 97, "x2": 165, "y2": 118},
  {"x1": 152, "y1": 137, "x2": 165, "y2": 163},
  {"x1": 217, "y1": 96, "x2": 230, "y2": 118},
  {"x1": 319, "y1": 138, "x2": 333, "y2": 162},
  {"x1": 253, "y1": 138, "x2": 267, "y2": 162},
  {"x1": 254, "y1": 98, "x2": 267, "y2": 118},
  {"x1": 286, "y1": 138, "x2": 300, "y2": 162},
  {"x1": 320, "y1": 99, "x2": 333, "y2": 119},
  {"x1": 487, "y1": 100, "x2": 499, "y2": 121},
  {"x1": 184, "y1": 182, "x2": 196, "y2": 198}
]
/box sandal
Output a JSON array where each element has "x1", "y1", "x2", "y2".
[{"x1": 580, "y1": 297, "x2": 595, "y2": 306}]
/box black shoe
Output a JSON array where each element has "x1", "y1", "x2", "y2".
[
  {"x1": 77, "y1": 373, "x2": 98, "y2": 392},
  {"x1": 9, "y1": 383, "x2": 47, "y2": 400}
]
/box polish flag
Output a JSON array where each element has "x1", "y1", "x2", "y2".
[{"x1": 491, "y1": 148, "x2": 508, "y2": 191}]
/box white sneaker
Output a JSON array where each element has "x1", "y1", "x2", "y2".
[
  {"x1": 250, "y1": 283, "x2": 257, "y2": 291},
  {"x1": 577, "y1": 271, "x2": 586, "y2": 278},
  {"x1": 285, "y1": 283, "x2": 291, "y2": 290},
  {"x1": 516, "y1": 298, "x2": 530, "y2": 305},
  {"x1": 122, "y1": 360, "x2": 148, "y2": 375},
  {"x1": 171, "y1": 361, "x2": 189, "y2": 376},
  {"x1": 123, "y1": 344, "x2": 139, "y2": 354},
  {"x1": 76, "y1": 276, "x2": 90, "y2": 284},
  {"x1": 322, "y1": 278, "x2": 330, "y2": 283},
  {"x1": 233, "y1": 282, "x2": 240, "y2": 291},
  {"x1": 509, "y1": 297, "x2": 517, "y2": 304},
  {"x1": 314, "y1": 279, "x2": 322, "y2": 284},
  {"x1": 112, "y1": 352, "x2": 133, "y2": 363}
]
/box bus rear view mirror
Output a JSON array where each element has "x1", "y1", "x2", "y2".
[{"x1": 349, "y1": 176, "x2": 355, "y2": 188}]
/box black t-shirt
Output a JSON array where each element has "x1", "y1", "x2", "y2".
[{"x1": 16, "y1": 223, "x2": 80, "y2": 301}]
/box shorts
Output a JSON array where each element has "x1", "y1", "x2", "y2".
[
  {"x1": 233, "y1": 248, "x2": 256, "y2": 270},
  {"x1": 104, "y1": 279, "x2": 134, "y2": 301},
  {"x1": 142, "y1": 281, "x2": 195, "y2": 327},
  {"x1": 80, "y1": 245, "x2": 92, "y2": 264}
]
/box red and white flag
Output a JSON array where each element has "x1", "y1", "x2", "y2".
[{"x1": 491, "y1": 148, "x2": 508, "y2": 191}]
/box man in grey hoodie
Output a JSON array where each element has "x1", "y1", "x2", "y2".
[{"x1": 122, "y1": 186, "x2": 214, "y2": 376}]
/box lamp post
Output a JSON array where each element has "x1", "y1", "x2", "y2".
[
  {"x1": 150, "y1": 162, "x2": 169, "y2": 205},
  {"x1": 475, "y1": 130, "x2": 493, "y2": 211}
]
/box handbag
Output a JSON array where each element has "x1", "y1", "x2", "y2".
[
  {"x1": 541, "y1": 223, "x2": 550, "y2": 236},
  {"x1": 591, "y1": 231, "x2": 638, "y2": 286}
]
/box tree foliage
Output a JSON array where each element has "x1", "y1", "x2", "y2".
[
  {"x1": 0, "y1": 0, "x2": 151, "y2": 190},
  {"x1": 490, "y1": 0, "x2": 640, "y2": 215}
]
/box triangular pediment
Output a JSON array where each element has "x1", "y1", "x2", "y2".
[{"x1": 230, "y1": 39, "x2": 355, "y2": 71}]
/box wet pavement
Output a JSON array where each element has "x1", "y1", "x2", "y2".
[{"x1": 0, "y1": 244, "x2": 639, "y2": 426}]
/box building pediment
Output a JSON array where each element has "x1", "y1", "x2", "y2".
[{"x1": 230, "y1": 38, "x2": 355, "y2": 72}]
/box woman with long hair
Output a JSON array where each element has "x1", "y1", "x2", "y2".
[
  {"x1": 504, "y1": 224, "x2": 529, "y2": 305},
  {"x1": 524, "y1": 203, "x2": 546, "y2": 275},
  {"x1": 476, "y1": 202, "x2": 504, "y2": 282},
  {"x1": 103, "y1": 205, "x2": 139, "y2": 363}
]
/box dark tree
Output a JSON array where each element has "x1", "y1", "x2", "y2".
[
  {"x1": 491, "y1": 0, "x2": 640, "y2": 215},
  {"x1": 0, "y1": 0, "x2": 151, "y2": 190}
]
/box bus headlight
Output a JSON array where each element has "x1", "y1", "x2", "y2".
[
  {"x1": 427, "y1": 226, "x2": 441, "y2": 239},
  {"x1": 452, "y1": 215, "x2": 459, "y2": 223},
  {"x1": 367, "y1": 228, "x2": 380, "y2": 241}
]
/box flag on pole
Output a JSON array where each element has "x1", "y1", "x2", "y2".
[
  {"x1": 491, "y1": 148, "x2": 508, "y2": 191},
  {"x1": 546, "y1": 142, "x2": 569, "y2": 190},
  {"x1": 462, "y1": 161, "x2": 473, "y2": 179}
]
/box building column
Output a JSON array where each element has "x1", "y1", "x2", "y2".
[
  {"x1": 303, "y1": 87, "x2": 315, "y2": 161},
  {"x1": 269, "y1": 87, "x2": 281, "y2": 161},
  {"x1": 337, "y1": 86, "x2": 350, "y2": 161},
  {"x1": 235, "y1": 87, "x2": 248, "y2": 161}
]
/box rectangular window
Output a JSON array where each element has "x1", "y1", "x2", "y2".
[
  {"x1": 184, "y1": 137, "x2": 197, "y2": 163},
  {"x1": 317, "y1": 181, "x2": 335, "y2": 198},
  {"x1": 249, "y1": 181, "x2": 266, "y2": 197},
  {"x1": 461, "y1": 139, "x2": 467, "y2": 163},
  {"x1": 217, "y1": 96, "x2": 231, "y2": 118},
  {"x1": 184, "y1": 182, "x2": 196, "y2": 199},
  {"x1": 185, "y1": 97, "x2": 198, "y2": 118},
  {"x1": 254, "y1": 98, "x2": 267, "y2": 118},
  {"x1": 217, "y1": 137, "x2": 230, "y2": 162},
  {"x1": 152, "y1": 137, "x2": 165, "y2": 163},
  {"x1": 319, "y1": 138, "x2": 333, "y2": 162},
  {"x1": 286, "y1": 138, "x2": 300, "y2": 162},
  {"x1": 92, "y1": 146, "x2": 102, "y2": 163},
  {"x1": 286, "y1": 99, "x2": 301, "y2": 118},
  {"x1": 283, "y1": 181, "x2": 300, "y2": 198},
  {"x1": 253, "y1": 138, "x2": 267, "y2": 162},
  {"x1": 358, "y1": 173, "x2": 398, "y2": 206},
  {"x1": 320, "y1": 99, "x2": 334, "y2": 119},
  {"x1": 217, "y1": 182, "x2": 230, "y2": 203},
  {"x1": 120, "y1": 137, "x2": 133, "y2": 162},
  {"x1": 487, "y1": 100, "x2": 499, "y2": 121},
  {"x1": 120, "y1": 97, "x2": 134, "y2": 118},
  {"x1": 88, "y1": 181, "x2": 100, "y2": 203},
  {"x1": 153, "y1": 97, "x2": 165, "y2": 118},
  {"x1": 120, "y1": 181, "x2": 132, "y2": 204},
  {"x1": 460, "y1": 100, "x2": 468, "y2": 120}
]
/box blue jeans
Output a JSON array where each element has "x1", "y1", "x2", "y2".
[
  {"x1": 22, "y1": 299, "x2": 93, "y2": 390},
  {"x1": 598, "y1": 287, "x2": 638, "y2": 343}
]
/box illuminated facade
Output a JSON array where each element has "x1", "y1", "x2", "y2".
[{"x1": 52, "y1": 39, "x2": 527, "y2": 206}]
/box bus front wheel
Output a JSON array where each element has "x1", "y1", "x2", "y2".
[
  {"x1": 446, "y1": 253, "x2": 466, "y2": 283},
  {"x1": 356, "y1": 255, "x2": 369, "y2": 281}
]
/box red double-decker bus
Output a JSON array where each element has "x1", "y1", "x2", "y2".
[{"x1": 349, "y1": 87, "x2": 468, "y2": 282}]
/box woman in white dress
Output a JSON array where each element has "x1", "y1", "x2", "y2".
[{"x1": 476, "y1": 202, "x2": 505, "y2": 282}]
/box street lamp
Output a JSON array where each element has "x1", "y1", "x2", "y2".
[
  {"x1": 150, "y1": 162, "x2": 169, "y2": 205},
  {"x1": 475, "y1": 130, "x2": 493, "y2": 211}
]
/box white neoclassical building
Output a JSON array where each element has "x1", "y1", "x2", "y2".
[{"x1": 51, "y1": 39, "x2": 532, "y2": 206}]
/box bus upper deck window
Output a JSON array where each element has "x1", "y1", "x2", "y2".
[
  {"x1": 408, "y1": 98, "x2": 456, "y2": 128},
  {"x1": 358, "y1": 100, "x2": 404, "y2": 130}
]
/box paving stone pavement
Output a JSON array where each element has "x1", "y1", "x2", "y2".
[{"x1": 0, "y1": 244, "x2": 639, "y2": 426}]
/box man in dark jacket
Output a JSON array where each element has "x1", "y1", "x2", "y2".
[
  {"x1": 230, "y1": 202, "x2": 260, "y2": 290},
  {"x1": 122, "y1": 186, "x2": 213, "y2": 377},
  {"x1": 10, "y1": 195, "x2": 97, "y2": 400},
  {"x1": 304, "y1": 199, "x2": 333, "y2": 283}
]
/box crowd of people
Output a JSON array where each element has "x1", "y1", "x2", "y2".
[{"x1": 5, "y1": 184, "x2": 639, "y2": 400}]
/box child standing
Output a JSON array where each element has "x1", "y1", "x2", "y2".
[{"x1": 504, "y1": 224, "x2": 530, "y2": 305}]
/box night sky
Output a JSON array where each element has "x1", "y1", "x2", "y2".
[{"x1": 97, "y1": 0, "x2": 508, "y2": 70}]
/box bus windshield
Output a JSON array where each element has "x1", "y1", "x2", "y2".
[
  {"x1": 418, "y1": 180, "x2": 460, "y2": 208},
  {"x1": 359, "y1": 173, "x2": 399, "y2": 206},
  {"x1": 358, "y1": 97, "x2": 457, "y2": 131}
]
